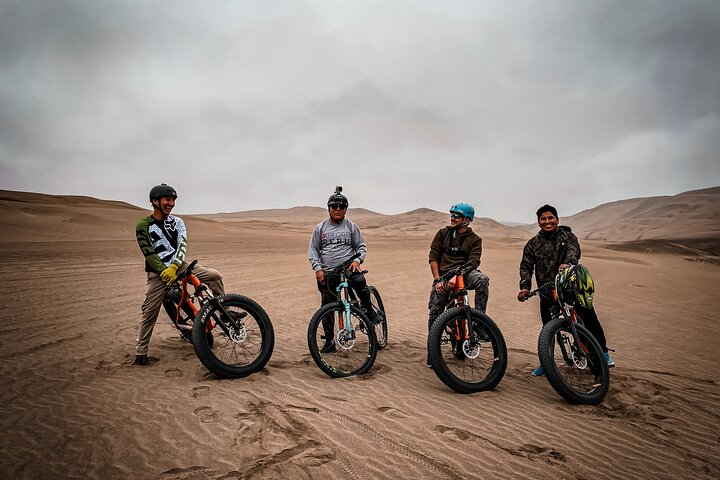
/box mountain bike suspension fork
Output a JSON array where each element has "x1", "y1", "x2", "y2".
[{"x1": 336, "y1": 277, "x2": 355, "y2": 338}]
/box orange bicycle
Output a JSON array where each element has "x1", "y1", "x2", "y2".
[
  {"x1": 163, "y1": 260, "x2": 274, "y2": 378},
  {"x1": 522, "y1": 267, "x2": 609, "y2": 405},
  {"x1": 427, "y1": 264, "x2": 507, "y2": 393}
]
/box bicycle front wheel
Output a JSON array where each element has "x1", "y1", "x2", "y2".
[
  {"x1": 428, "y1": 307, "x2": 507, "y2": 394},
  {"x1": 537, "y1": 318, "x2": 609, "y2": 405},
  {"x1": 192, "y1": 294, "x2": 275, "y2": 379},
  {"x1": 307, "y1": 302, "x2": 377, "y2": 378},
  {"x1": 369, "y1": 286, "x2": 388, "y2": 349}
]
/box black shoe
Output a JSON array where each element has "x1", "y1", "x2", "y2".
[
  {"x1": 132, "y1": 354, "x2": 148, "y2": 366},
  {"x1": 365, "y1": 309, "x2": 382, "y2": 325},
  {"x1": 473, "y1": 324, "x2": 490, "y2": 342},
  {"x1": 320, "y1": 340, "x2": 336, "y2": 353}
]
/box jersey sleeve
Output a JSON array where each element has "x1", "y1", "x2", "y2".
[
  {"x1": 136, "y1": 216, "x2": 167, "y2": 274},
  {"x1": 169, "y1": 217, "x2": 187, "y2": 267}
]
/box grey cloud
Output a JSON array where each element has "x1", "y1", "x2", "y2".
[{"x1": 0, "y1": 0, "x2": 718, "y2": 221}]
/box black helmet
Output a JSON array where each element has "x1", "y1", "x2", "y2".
[
  {"x1": 327, "y1": 186, "x2": 349, "y2": 208},
  {"x1": 149, "y1": 183, "x2": 177, "y2": 203}
]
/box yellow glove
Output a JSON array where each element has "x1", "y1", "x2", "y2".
[{"x1": 160, "y1": 264, "x2": 179, "y2": 284}]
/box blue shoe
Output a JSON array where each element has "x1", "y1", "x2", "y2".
[
  {"x1": 604, "y1": 351, "x2": 615, "y2": 368},
  {"x1": 531, "y1": 365, "x2": 544, "y2": 377}
]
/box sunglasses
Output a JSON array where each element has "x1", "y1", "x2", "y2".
[
  {"x1": 450, "y1": 213, "x2": 463, "y2": 219},
  {"x1": 329, "y1": 204, "x2": 347, "y2": 210}
]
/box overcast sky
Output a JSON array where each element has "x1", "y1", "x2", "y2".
[{"x1": 1, "y1": 0, "x2": 718, "y2": 222}]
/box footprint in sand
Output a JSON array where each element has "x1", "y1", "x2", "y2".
[
  {"x1": 193, "y1": 406, "x2": 220, "y2": 422},
  {"x1": 377, "y1": 406, "x2": 408, "y2": 418},
  {"x1": 95, "y1": 360, "x2": 114, "y2": 371},
  {"x1": 192, "y1": 386, "x2": 210, "y2": 397},
  {"x1": 519, "y1": 444, "x2": 565, "y2": 463},
  {"x1": 164, "y1": 368, "x2": 183, "y2": 377}
]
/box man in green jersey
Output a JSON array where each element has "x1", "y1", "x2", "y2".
[{"x1": 133, "y1": 184, "x2": 224, "y2": 366}]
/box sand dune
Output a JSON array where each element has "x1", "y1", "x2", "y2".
[{"x1": 1, "y1": 189, "x2": 719, "y2": 479}]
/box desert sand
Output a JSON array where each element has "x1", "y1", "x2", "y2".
[{"x1": 1, "y1": 189, "x2": 719, "y2": 479}]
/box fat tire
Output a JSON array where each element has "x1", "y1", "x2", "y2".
[
  {"x1": 368, "y1": 286, "x2": 388, "y2": 349},
  {"x1": 192, "y1": 294, "x2": 274, "y2": 379},
  {"x1": 537, "y1": 318, "x2": 609, "y2": 405},
  {"x1": 307, "y1": 302, "x2": 377, "y2": 378},
  {"x1": 428, "y1": 307, "x2": 507, "y2": 394}
]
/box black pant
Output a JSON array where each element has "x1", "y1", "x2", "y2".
[
  {"x1": 317, "y1": 272, "x2": 372, "y2": 343},
  {"x1": 539, "y1": 295, "x2": 608, "y2": 352}
]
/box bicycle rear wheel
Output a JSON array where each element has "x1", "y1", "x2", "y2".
[
  {"x1": 192, "y1": 294, "x2": 274, "y2": 379},
  {"x1": 307, "y1": 302, "x2": 377, "y2": 378},
  {"x1": 368, "y1": 286, "x2": 388, "y2": 349},
  {"x1": 537, "y1": 318, "x2": 609, "y2": 404},
  {"x1": 428, "y1": 307, "x2": 507, "y2": 393}
]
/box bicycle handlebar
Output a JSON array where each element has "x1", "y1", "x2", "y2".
[
  {"x1": 433, "y1": 262, "x2": 474, "y2": 285},
  {"x1": 327, "y1": 253, "x2": 362, "y2": 276},
  {"x1": 177, "y1": 260, "x2": 198, "y2": 279},
  {"x1": 521, "y1": 282, "x2": 554, "y2": 301}
]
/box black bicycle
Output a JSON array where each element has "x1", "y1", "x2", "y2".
[
  {"x1": 523, "y1": 276, "x2": 609, "y2": 404},
  {"x1": 427, "y1": 264, "x2": 507, "y2": 394},
  {"x1": 163, "y1": 261, "x2": 275, "y2": 379},
  {"x1": 307, "y1": 254, "x2": 387, "y2": 377}
]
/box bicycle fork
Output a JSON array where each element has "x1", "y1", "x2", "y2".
[{"x1": 336, "y1": 279, "x2": 355, "y2": 341}]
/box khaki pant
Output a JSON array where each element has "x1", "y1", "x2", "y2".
[{"x1": 136, "y1": 262, "x2": 224, "y2": 355}]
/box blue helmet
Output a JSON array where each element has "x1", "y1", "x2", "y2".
[{"x1": 450, "y1": 203, "x2": 474, "y2": 223}]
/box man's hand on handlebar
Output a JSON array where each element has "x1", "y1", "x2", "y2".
[
  {"x1": 517, "y1": 289, "x2": 530, "y2": 302},
  {"x1": 315, "y1": 270, "x2": 325, "y2": 284},
  {"x1": 434, "y1": 278, "x2": 447, "y2": 294},
  {"x1": 349, "y1": 261, "x2": 361, "y2": 273}
]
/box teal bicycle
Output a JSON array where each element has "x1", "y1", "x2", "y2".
[{"x1": 307, "y1": 254, "x2": 386, "y2": 377}]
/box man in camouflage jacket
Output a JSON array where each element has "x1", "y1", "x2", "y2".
[{"x1": 517, "y1": 204, "x2": 612, "y2": 374}]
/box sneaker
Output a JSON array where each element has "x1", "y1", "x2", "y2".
[
  {"x1": 365, "y1": 309, "x2": 382, "y2": 325},
  {"x1": 604, "y1": 351, "x2": 615, "y2": 368},
  {"x1": 132, "y1": 354, "x2": 148, "y2": 366},
  {"x1": 320, "y1": 340, "x2": 336, "y2": 353},
  {"x1": 473, "y1": 324, "x2": 490, "y2": 342},
  {"x1": 531, "y1": 365, "x2": 544, "y2": 377}
]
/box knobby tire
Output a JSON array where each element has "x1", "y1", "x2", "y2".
[
  {"x1": 307, "y1": 302, "x2": 377, "y2": 378},
  {"x1": 428, "y1": 307, "x2": 507, "y2": 394},
  {"x1": 192, "y1": 294, "x2": 274, "y2": 379},
  {"x1": 537, "y1": 318, "x2": 609, "y2": 405}
]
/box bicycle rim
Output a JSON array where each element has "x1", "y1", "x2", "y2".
[{"x1": 307, "y1": 303, "x2": 377, "y2": 378}]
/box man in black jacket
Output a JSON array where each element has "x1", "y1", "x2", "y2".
[{"x1": 518, "y1": 204, "x2": 613, "y2": 376}]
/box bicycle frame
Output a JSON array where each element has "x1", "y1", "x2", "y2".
[
  {"x1": 439, "y1": 267, "x2": 481, "y2": 351},
  {"x1": 333, "y1": 270, "x2": 357, "y2": 342},
  {"x1": 170, "y1": 261, "x2": 242, "y2": 338},
  {"x1": 529, "y1": 286, "x2": 589, "y2": 360}
]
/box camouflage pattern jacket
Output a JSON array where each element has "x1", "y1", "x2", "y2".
[{"x1": 519, "y1": 226, "x2": 580, "y2": 291}]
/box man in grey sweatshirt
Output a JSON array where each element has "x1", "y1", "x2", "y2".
[{"x1": 308, "y1": 186, "x2": 379, "y2": 352}]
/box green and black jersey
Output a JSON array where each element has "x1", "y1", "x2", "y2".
[{"x1": 136, "y1": 214, "x2": 188, "y2": 273}]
